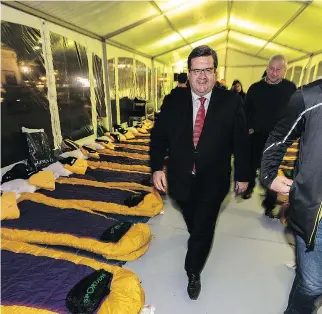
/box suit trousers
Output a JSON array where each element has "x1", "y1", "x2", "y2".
[
  {"x1": 249, "y1": 132, "x2": 269, "y2": 187},
  {"x1": 177, "y1": 177, "x2": 222, "y2": 275}
]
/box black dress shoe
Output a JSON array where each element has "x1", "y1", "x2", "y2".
[
  {"x1": 187, "y1": 273, "x2": 201, "y2": 300},
  {"x1": 262, "y1": 199, "x2": 276, "y2": 218},
  {"x1": 241, "y1": 186, "x2": 254, "y2": 199}
]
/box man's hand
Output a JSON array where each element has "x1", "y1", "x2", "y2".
[
  {"x1": 249, "y1": 129, "x2": 255, "y2": 135},
  {"x1": 235, "y1": 181, "x2": 248, "y2": 195},
  {"x1": 153, "y1": 170, "x2": 167, "y2": 192},
  {"x1": 270, "y1": 176, "x2": 293, "y2": 195}
]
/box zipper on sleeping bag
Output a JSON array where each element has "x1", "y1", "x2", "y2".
[{"x1": 308, "y1": 202, "x2": 322, "y2": 249}]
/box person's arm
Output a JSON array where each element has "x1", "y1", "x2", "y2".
[
  {"x1": 233, "y1": 96, "x2": 251, "y2": 193},
  {"x1": 261, "y1": 90, "x2": 305, "y2": 191},
  {"x1": 243, "y1": 85, "x2": 254, "y2": 132},
  {"x1": 150, "y1": 95, "x2": 171, "y2": 191}
]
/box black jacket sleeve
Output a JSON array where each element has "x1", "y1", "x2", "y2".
[
  {"x1": 233, "y1": 97, "x2": 251, "y2": 182},
  {"x1": 243, "y1": 84, "x2": 255, "y2": 129},
  {"x1": 149, "y1": 96, "x2": 171, "y2": 173},
  {"x1": 261, "y1": 90, "x2": 305, "y2": 188}
]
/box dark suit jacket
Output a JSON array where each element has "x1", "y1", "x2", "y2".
[{"x1": 150, "y1": 87, "x2": 250, "y2": 203}]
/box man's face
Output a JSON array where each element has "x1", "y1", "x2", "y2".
[
  {"x1": 266, "y1": 59, "x2": 286, "y2": 83},
  {"x1": 188, "y1": 56, "x2": 216, "y2": 96}
]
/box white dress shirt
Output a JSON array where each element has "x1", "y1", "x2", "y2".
[{"x1": 191, "y1": 90, "x2": 212, "y2": 129}]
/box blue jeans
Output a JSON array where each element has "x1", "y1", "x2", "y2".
[{"x1": 285, "y1": 221, "x2": 322, "y2": 314}]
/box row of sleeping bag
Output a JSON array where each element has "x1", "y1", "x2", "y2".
[
  {"x1": 62, "y1": 121, "x2": 153, "y2": 174},
  {"x1": 1, "y1": 119, "x2": 159, "y2": 314},
  {"x1": 271, "y1": 139, "x2": 300, "y2": 224}
]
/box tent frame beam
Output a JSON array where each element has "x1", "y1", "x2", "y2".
[
  {"x1": 103, "y1": 14, "x2": 160, "y2": 39},
  {"x1": 7, "y1": 1, "x2": 319, "y2": 65},
  {"x1": 289, "y1": 49, "x2": 322, "y2": 64},
  {"x1": 224, "y1": 1, "x2": 233, "y2": 78},
  {"x1": 5, "y1": 2, "x2": 153, "y2": 60},
  {"x1": 149, "y1": 1, "x2": 192, "y2": 49},
  {"x1": 256, "y1": 1, "x2": 312, "y2": 56},
  {"x1": 6, "y1": 1, "x2": 102, "y2": 41},
  {"x1": 228, "y1": 47, "x2": 269, "y2": 61},
  {"x1": 106, "y1": 39, "x2": 152, "y2": 59},
  {"x1": 151, "y1": 25, "x2": 310, "y2": 60},
  {"x1": 232, "y1": 29, "x2": 310, "y2": 55},
  {"x1": 153, "y1": 30, "x2": 227, "y2": 58}
]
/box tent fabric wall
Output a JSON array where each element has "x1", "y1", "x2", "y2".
[
  {"x1": 1, "y1": 22, "x2": 53, "y2": 167},
  {"x1": 287, "y1": 52, "x2": 322, "y2": 87},
  {"x1": 226, "y1": 66, "x2": 266, "y2": 92},
  {"x1": 1, "y1": 3, "x2": 170, "y2": 168},
  {"x1": 1, "y1": 4, "x2": 104, "y2": 150},
  {"x1": 105, "y1": 43, "x2": 166, "y2": 124}
]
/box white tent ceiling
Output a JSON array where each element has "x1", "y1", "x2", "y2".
[{"x1": 4, "y1": 1, "x2": 322, "y2": 66}]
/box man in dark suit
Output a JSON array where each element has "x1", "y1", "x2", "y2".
[{"x1": 150, "y1": 45, "x2": 250, "y2": 300}]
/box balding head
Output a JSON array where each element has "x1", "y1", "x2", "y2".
[{"x1": 266, "y1": 54, "x2": 288, "y2": 84}]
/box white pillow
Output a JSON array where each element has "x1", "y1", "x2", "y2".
[
  {"x1": 1, "y1": 179, "x2": 37, "y2": 194},
  {"x1": 84, "y1": 142, "x2": 105, "y2": 150},
  {"x1": 98, "y1": 136, "x2": 113, "y2": 142},
  {"x1": 42, "y1": 162, "x2": 72, "y2": 179},
  {"x1": 60, "y1": 149, "x2": 88, "y2": 160}
]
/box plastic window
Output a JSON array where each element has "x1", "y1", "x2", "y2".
[
  {"x1": 92, "y1": 54, "x2": 106, "y2": 118},
  {"x1": 50, "y1": 33, "x2": 93, "y2": 140},
  {"x1": 308, "y1": 65, "x2": 316, "y2": 83},
  {"x1": 135, "y1": 60, "x2": 147, "y2": 100},
  {"x1": 108, "y1": 58, "x2": 116, "y2": 101},
  {"x1": 285, "y1": 67, "x2": 293, "y2": 80},
  {"x1": 118, "y1": 57, "x2": 135, "y2": 99},
  {"x1": 316, "y1": 61, "x2": 322, "y2": 78},
  {"x1": 1, "y1": 22, "x2": 52, "y2": 166},
  {"x1": 292, "y1": 66, "x2": 302, "y2": 87}
]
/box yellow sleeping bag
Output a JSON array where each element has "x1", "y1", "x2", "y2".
[
  {"x1": 1, "y1": 192, "x2": 20, "y2": 220},
  {"x1": 1, "y1": 239, "x2": 145, "y2": 314},
  {"x1": 29, "y1": 171, "x2": 55, "y2": 191}
]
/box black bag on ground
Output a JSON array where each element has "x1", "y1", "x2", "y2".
[
  {"x1": 1, "y1": 162, "x2": 38, "y2": 184},
  {"x1": 100, "y1": 221, "x2": 133, "y2": 243},
  {"x1": 62, "y1": 138, "x2": 79, "y2": 151},
  {"x1": 109, "y1": 133, "x2": 121, "y2": 143},
  {"x1": 58, "y1": 156, "x2": 78, "y2": 166},
  {"x1": 66, "y1": 269, "x2": 113, "y2": 314},
  {"x1": 124, "y1": 192, "x2": 146, "y2": 207},
  {"x1": 23, "y1": 127, "x2": 55, "y2": 170}
]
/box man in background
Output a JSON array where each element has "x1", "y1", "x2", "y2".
[
  {"x1": 242, "y1": 55, "x2": 296, "y2": 217},
  {"x1": 261, "y1": 78, "x2": 322, "y2": 314},
  {"x1": 160, "y1": 73, "x2": 188, "y2": 111},
  {"x1": 176, "y1": 72, "x2": 188, "y2": 89}
]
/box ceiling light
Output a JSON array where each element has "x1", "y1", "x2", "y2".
[
  {"x1": 230, "y1": 15, "x2": 272, "y2": 34},
  {"x1": 230, "y1": 31, "x2": 266, "y2": 47},
  {"x1": 158, "y1": 0, "x2": 187, "y2": 11},
  {"x1": 191, "y1": 31, "x2": 226, "y2": 48},
  {"x1": 155, "y1": 33, "x2": 182, "y2": 47},
  {"x1": 166, "y1": 0, "x2": 209, "y2": 16},
  {"x1": 180, "y1": 18, "x2": 226, "y2": 39},
  {"x1": 266, "y1": 42, "x2": 289, "y2": 52}
]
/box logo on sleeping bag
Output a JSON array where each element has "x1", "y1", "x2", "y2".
[{"x1": 83, "y1": 272, "x2": 107, "y2": 304}]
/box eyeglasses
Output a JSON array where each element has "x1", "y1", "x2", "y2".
[{"x1": 189, "y1": 68, "x2": 214, "y2": 75}]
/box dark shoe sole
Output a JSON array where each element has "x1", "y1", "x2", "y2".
[{"x1": 187, "y1": 286, "x2": 201, "y2": 300}]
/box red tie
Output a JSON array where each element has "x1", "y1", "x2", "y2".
[
  {"x1": 192, "y1": 97, "x2": 206, "y2": 173},
  {"x1": 193, "y1": 97, "x2": 206, "y2": 147}
]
